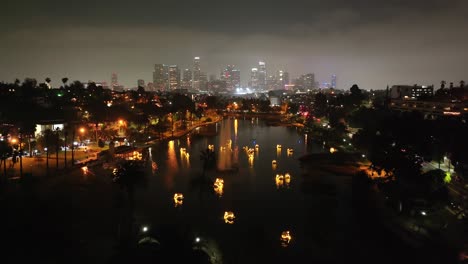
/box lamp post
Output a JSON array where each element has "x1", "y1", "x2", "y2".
[
  {"x1": 19, "y1": 133, "x2": 23, "y2": 178},
  {"x1": 64, "y1": 131, "x2": 68, "y2": 168},
  {"x1": 55, "y1": 127, "x2": 60, "y2": 170},
  {"x1": 71, "y1": 126, "x2": 76, "y2": 166},
  {"x1": 79, "y1": 127, "x2": 85, "y2": 144}
]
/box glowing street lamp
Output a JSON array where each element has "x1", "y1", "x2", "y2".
[{"x1": 79, "y1": 127, "x2": 86, "y2": 144}]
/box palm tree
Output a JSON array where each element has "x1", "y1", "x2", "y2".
[
  {"x1": 45, "y1": 77, "x2": 51, "y2": 89},
  {"x1": 440, "y1": 80, "x2": 446, "y2": 89},
  {"x1": 0, "y1": 141, "x2": 9, "y2": 180},
  {"x1": 62, "y1": 77, "x2": 69, "y2": 88},
  {"x1": 43, "y1": 129, "x2": 53, "y2": 174},
  {"x1": 55, "y1": 128, "x2": 60, "y2": 170},
  {"x1": 64, "y1": 130, "x2": 68, "y2": 168}
]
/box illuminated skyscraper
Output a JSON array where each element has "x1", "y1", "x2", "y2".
[
  {"x1": 199, "y1": 72, "x2": 208, "y2": 90},
  {"x1": 276, "y1": 70, "x2": 290, "y2": 90},
  {"x1": 231, "y1": 70, "x2": 240, "y2": 89},
  {"x1": 153, "y1": 64, "x2": 169, "y2": 91},
  {"x1": 250, "y1": 68, "x2": 259, "y2": 89},
  {"x1": 182, "y1": 69, "x2": 192, "y2": 90},
  {"x1": 192, "y1": 56, "x2": 201, "y2": 90},
  {"x1": 331, "y1": 74, "x2": 337, "y2": 89},
  {"x1": 221, "y1": 65, "x2": 241, "y2": 91},
  {"x1": 258, "y1": 61, "x2": 266, "y2": 90},
  {"x1": 168, "y1": 65, "x2": 180, "y2": 90},
  {"x1": 111, "y1": 73, "x2": 118, "y2": 90}
]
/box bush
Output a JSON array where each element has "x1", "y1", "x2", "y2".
[{"x1": 98, "y1": 139, "x2": 105, "y2": 148}]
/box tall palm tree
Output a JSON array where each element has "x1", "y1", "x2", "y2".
[
  {"x1": 18, "y1": 120, "x2": 36, "y2": 166},
  {"x1": 55, "y1": 128, "x2": 60, "y2": 170},
  {"x1": 43, "y1": 129, "x2": 53, "y2": 174},
  {"x1": 61, "y1": 77, "x2": 69, "y2": 88},
  {"x1": 0, "y1": 141, "x2": 9, "y2": 180},
  {"x1": 440, "y1": 80, "x2": 446, "y2": 89},
  {"x1": 64, "y1": 130, "x2": 68, "y2": 168},
  {"x1": 45, "y1": 77, "x2": 51, "y2": 89}
]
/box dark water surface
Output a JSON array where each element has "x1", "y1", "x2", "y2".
[{"x1": 133, "y1": 118, "x2": 355, "y2": 263}]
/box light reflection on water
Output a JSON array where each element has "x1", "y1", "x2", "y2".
[
  {"x1": 145, "y1": 118, "x2": 328, "y2": 260},
  {"x1": 164, "y1": 140, "x2": 178, "y2": 189}
]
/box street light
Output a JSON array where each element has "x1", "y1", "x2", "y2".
[{"x1": 79, "y1": 127, "x2": 85, "y2": 144}]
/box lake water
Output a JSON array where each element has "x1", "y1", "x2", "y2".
[{"x1": 136, "y1": 117, "x2": 352, "y2": 263}]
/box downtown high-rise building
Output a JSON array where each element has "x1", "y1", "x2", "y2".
[
  {"x1": 250, "y1": 68, "x2": 259, "y2": 89},
  {"x1": 192, "y1": 56, "x2": 201, "y2": 90},
  {"x1": 277, "y1": 70, "x2": 289, "y2": 89},
  {"x1": 199, "y1": 72, "x2": 208, "y2": 90},
  {"x1": 331, "y1": 74, "x2": 337, "y2": 89},
  {"x1": 182, "y1": 69, "x2": 192, "y2": 90},
  {"x1": 231, "y1": 69, "x2": 240, "y2": 89},
  {"x1": 258, "y1": 61, "x2": 267, "y2": 90},
  {"x1": 153, "y1": 64, "x2": 169, "y2": 91},
  {"x1": 221, "y1": 65, "x2": 241, "y2": 91},
  {"x1": 111, "y1": 73, "x2": 118, "y2": 90},
  {"x1": 168, "y1": 65, "x2": 180, "y2": 90},
  {"x1": 296, "y1": 73, "x2": 315, "y2": 89}
]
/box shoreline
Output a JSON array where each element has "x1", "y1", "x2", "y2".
[{"x1": 142, "y1": 116, "x2": 224, "y2": 146}]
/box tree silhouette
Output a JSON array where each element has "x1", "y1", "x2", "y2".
[
  {"x1": 0, "y1": 140, "x2": 10, "y2": 180},
  {"x1": 61, "y1": 77, "x2": 68, "y2": 88},
  {"x1": 314, "y1": 92, "x2": 327, "y2": 118},
  {"x1": 440, "y1": 80, "x2": 446, "y2": 89}
]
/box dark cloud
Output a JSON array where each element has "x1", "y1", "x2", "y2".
[{"x1": 1, "y1": 0, "x2": 467, "y2": 89}]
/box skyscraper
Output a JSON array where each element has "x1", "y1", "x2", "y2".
[
  {"x1": 331, "y1": 74, "x2": 337, "y2": 89},
  {"x1": 111, "y1": 73, "x2": 118, "y2": 90},
  {"x1": 199, "y1": 72, "x2": 208, "y2": 90},
  {"x1": 276, "y1": 70, "x2": 290, "y2": 90},
  {"x1": 221, "y1": 65, "x2": 241, "y2": 91},
  {"x1": 182, "y1": 69, "x2": 192, "y2": 90},
  {"x1": 258, "y1": 61, "x2": 267, "y2": 90},
  {"x1": 250, "y1": 68, "x2": 259, "y2": 89},
  {"x1": 192, "y1": 57, "x2": 201, "y2": 90},
  {"x1": 303, "y1": 73, "x2": 315, "y2": 89},
  {"x1": 153, "y1": 64, "x2": 169, "y2": 91},
  {"x1": 231, "y1": 69, "x2": 241, "y2": 89},
  {"x1": 168, "y1": 65, "x2": 180, "y2": 90}
]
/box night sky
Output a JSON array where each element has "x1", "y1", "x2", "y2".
[{"x1": 1, "y1": 0, "x2": 467, "y2": 89}]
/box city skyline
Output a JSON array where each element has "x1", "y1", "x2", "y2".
[{"x1": 1, "y1": 0, "x2": 467, "y2": 89}]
